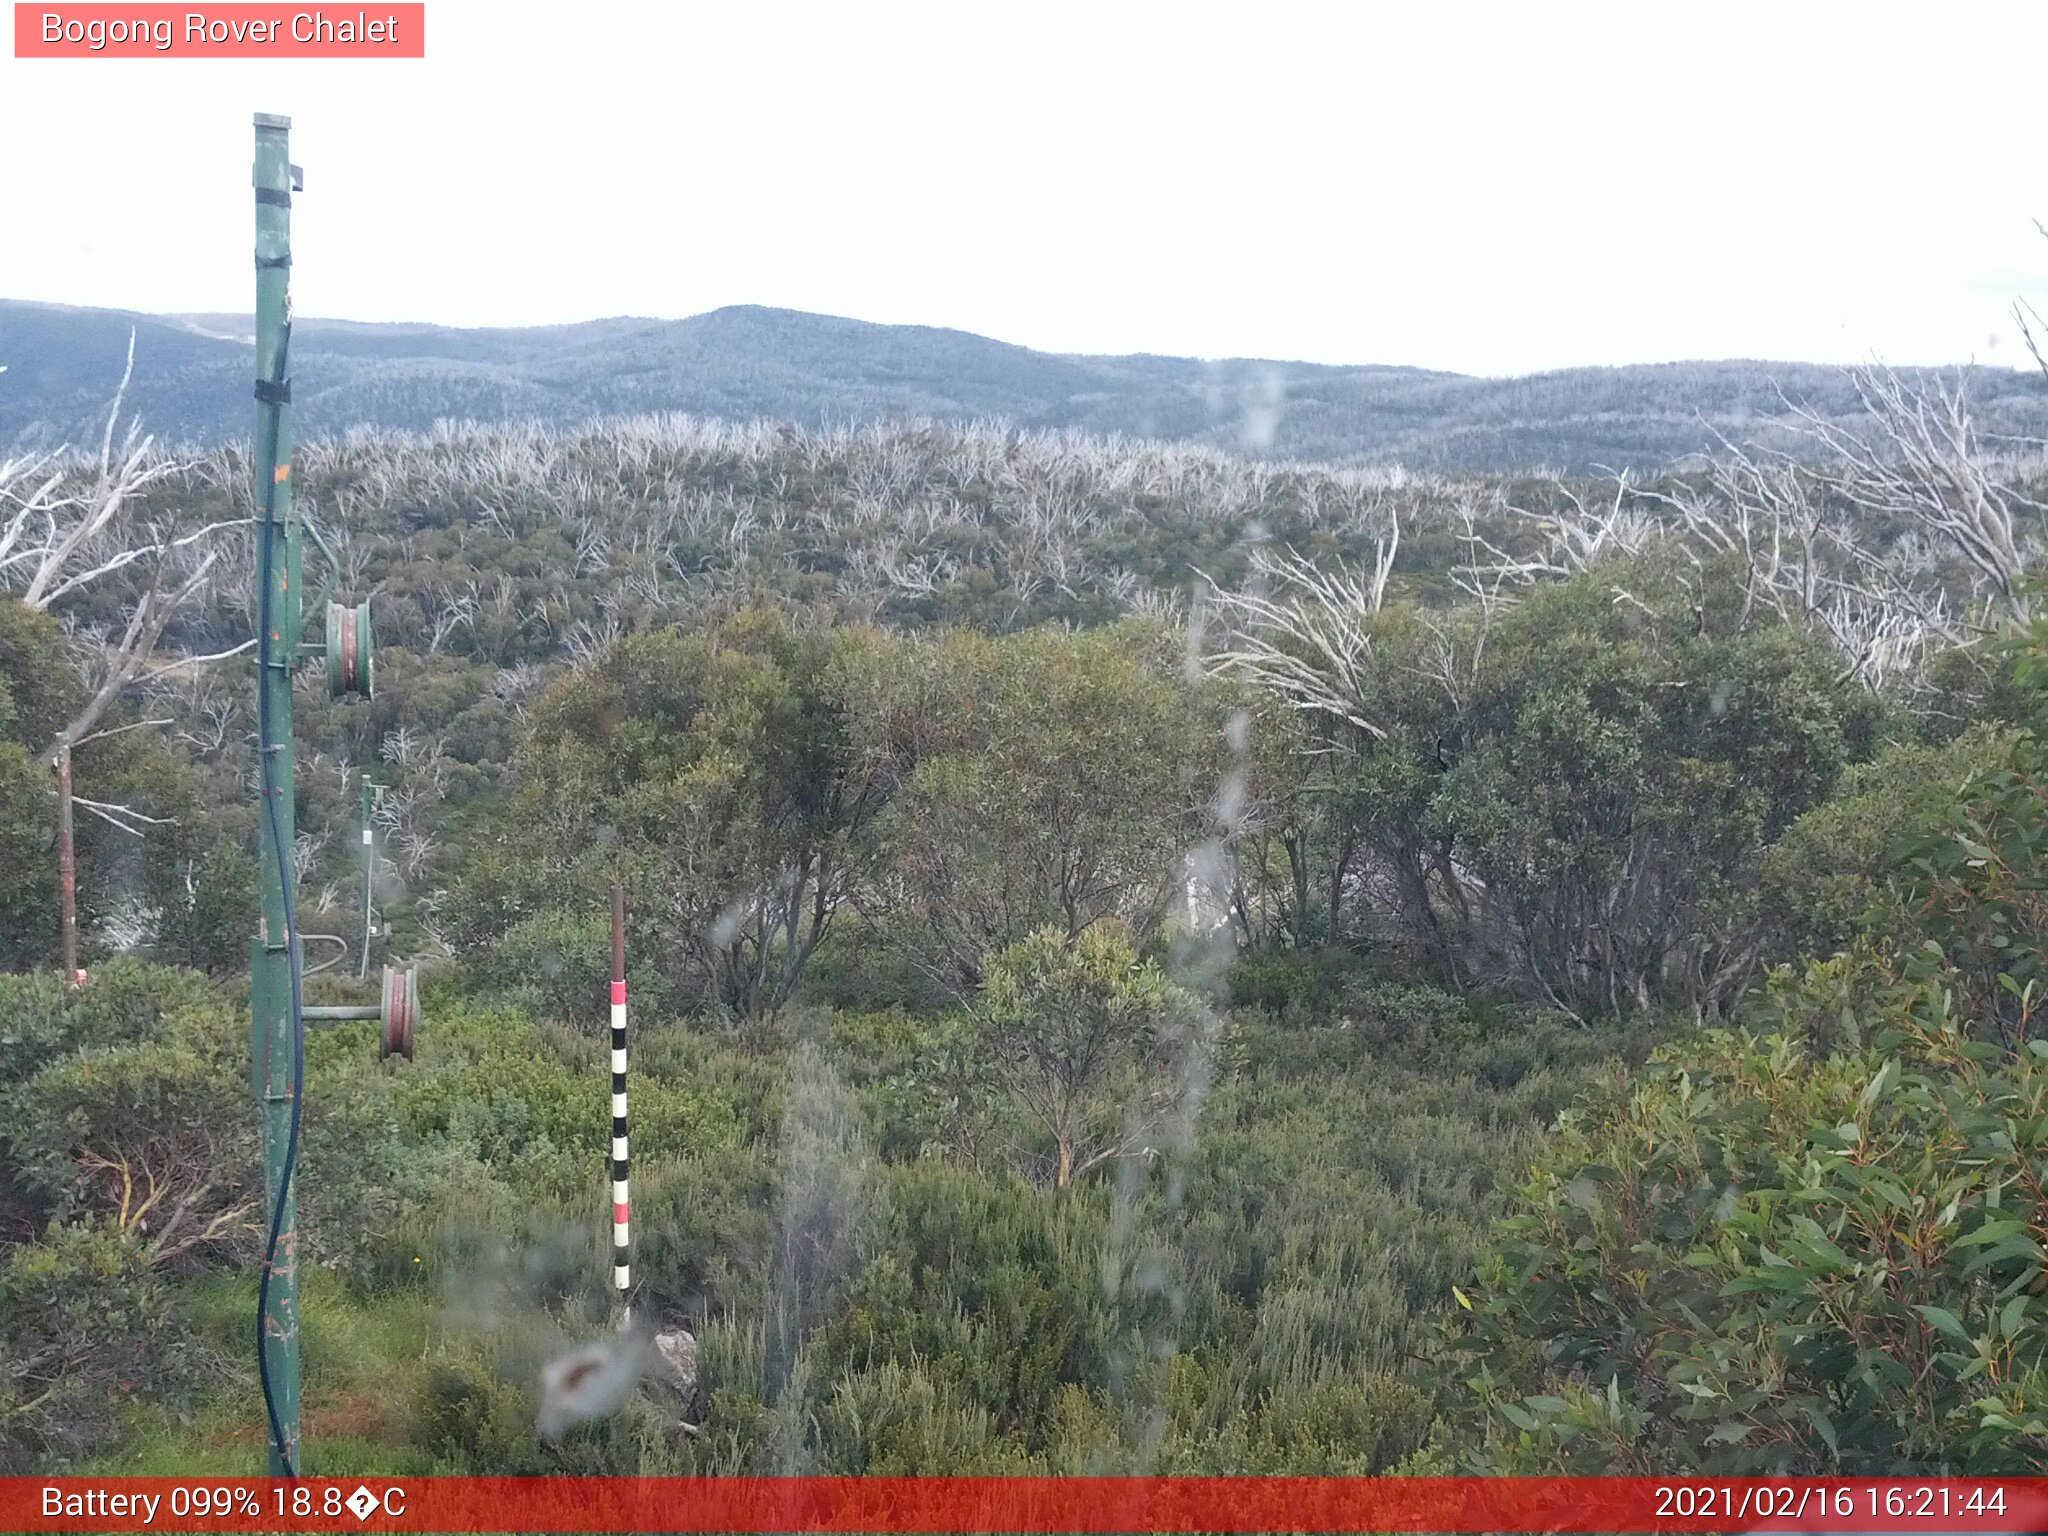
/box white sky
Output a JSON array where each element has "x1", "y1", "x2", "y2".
[{"x1": 2, "y1": 0, "x2": 2045, "y2": 376}]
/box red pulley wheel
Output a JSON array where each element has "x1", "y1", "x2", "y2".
[
  {"x1": 380, "y1": 964, "x2": 416, "y2": 1060},
  {"x1": 339, "y1": 607, "x2": 357, "y2": 690}
]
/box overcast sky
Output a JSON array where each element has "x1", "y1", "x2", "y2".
[{"x1": 3, "y1": 1, "x2": 2045, "y2": 376}]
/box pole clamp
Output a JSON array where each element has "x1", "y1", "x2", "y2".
[
  {"x1": 255, "y1": 187, "x2": 293, "y2": 207},
  {"x1": 254, "y1": 379, "x2": 292, "y2": 405}
]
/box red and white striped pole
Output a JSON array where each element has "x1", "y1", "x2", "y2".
[{"x1": 609, "y1": 883, "x2": 630, "y2": 1319}]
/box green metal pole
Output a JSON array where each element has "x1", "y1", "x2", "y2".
[
  {"x1": 358, "y1": 775, "x2": 374, "y2": 980},
  {"x1": 250, "y1": 110, "x2": 302, "y2": 1477}
]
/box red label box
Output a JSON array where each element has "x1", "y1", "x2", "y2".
[
  {"x1": 8, "y1": 1477, "x2": 2048, "y2": 1533},
  {"x1": 14, "y1": 3, "x2": 425, "y2": 56}
]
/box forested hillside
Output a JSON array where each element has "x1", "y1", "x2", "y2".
[
  {"x1": 7, "y1": 296, "x2": 2045, "y2": 473},
  {"x1": 5, "y1": 360, "x2": 2048, "y2": 1476}
]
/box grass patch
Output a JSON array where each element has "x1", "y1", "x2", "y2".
[{"x1": 90, "y1": 1270, "x2": 439, "y2": 1475}]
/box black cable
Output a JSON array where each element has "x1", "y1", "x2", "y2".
[{"x1": 253, "y1": 318, "x2": 303, "y2": 1479}]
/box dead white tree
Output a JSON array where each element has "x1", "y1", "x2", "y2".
[
  {"x1": 2009, "y1": 219, "x2": 2048, "y2": 385},
  {"x1": 1664, "y1": 431, "x2": 1968, "y2": 689},
  {"x1": 1789, "y1": 365, "x2": 2040, "y2": 625},
  {"x1": 1465, "y1": 361, "x2": 2042, "y2": 697},
  {"x1": 563, "y1": 613, "x2": 627, "y2": 664},
  {"x1": 1200, "y1": 517, "x2": 1401, "y2": 741},
  {"x1": 0, "y1": 341, "x2": 250, "y2": 973},
  {"x1": 1, "y1": 342, "x2": 251, "y2": 766},
  {"x1": 1484, "y1": 472, "x2": 1658, "y2": 587},
  {"x1": 422, "y1": 580, "x2": 480, "y2": 653},
  {"x1": 485, "y1": 662, "x2": 550, "y2": 717}
]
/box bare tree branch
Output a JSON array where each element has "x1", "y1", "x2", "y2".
[
  {"x1": 72, "y1": 796, "x2": 177, "y2": 837},
  {"x1": 1200, "y1": 517, "x2": 1401, "y2": 739}
]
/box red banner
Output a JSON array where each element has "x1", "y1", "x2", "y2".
[
  {"x1": 13, "y1": 4, "x2": 425, "y2": 57},
  {"x1": 8, "y1": 1477, "x2": 2048, "y2": 1533}
]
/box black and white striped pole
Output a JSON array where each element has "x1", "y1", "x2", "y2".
[{"x1": 610, "y1": 883, "x2": 631, "y2": 1320}]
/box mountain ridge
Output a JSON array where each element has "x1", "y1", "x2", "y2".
[{"x1": 4, "y1": 297, "x2": 2042, "y2": 473}]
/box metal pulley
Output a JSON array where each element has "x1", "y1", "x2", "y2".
[
  {"x1": 303, "y1": 961, "x2": 418, "y2": 1059},
  {"x1": 325, "y1": 599, "x2": 373, "y2": 698},
  {"x1": 380, "y1": 963, "x2": 417, "y2": 1060}
]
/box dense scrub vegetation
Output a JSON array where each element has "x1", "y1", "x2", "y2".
[
  {"x1": 6, "y1": 380, "x2": 2048, "y2": 1474},
  {"x1": 1460, "y1": 653, "x2": 2048, "y2": 1470}
]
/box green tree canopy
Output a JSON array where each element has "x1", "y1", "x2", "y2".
[
  {"x1": 458, "y1": 609, "x2": 896, "y2": 1018},
  {"x1": 975, "y1": 923, "x2": 1210, "y2": 1189},
  {"x1": 855, "y1": 620, "x2": 1224, "y2": 990}
]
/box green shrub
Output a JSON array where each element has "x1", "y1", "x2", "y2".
[
  {"x1": 5, "y1": 979, "x2": 255, "y2": 1268},
  {"x1": 1891, "y1": 729, "x2": 2048, "y2": 1044},
  {"x1": 12, "y1": 1028, "x2": 256, "y2": 1265},
  {"x1": 393, "y1": 1017, "x2": 744, "y2": 1177},
  {"x1": 471, "y1": 907, "x2": 669, "y2": 1026},
  {"x1": 0, "y1": 959, "x2": 221, "y2": 1091},
  {"x1": 1759, "y1": 729, "x2": 2017, "y2": 963},
  {"x1": 411, "y1": 1328, "x2": 677, "y2": 1475},
  {"x1": 413, "y1": 1347, "x2": 549, "y2": 1474},
  {"x1": 1458, "y1": 1004, "x2": 2048, "y2": 1472},
  {"x1": 809, "y1": 1358, "x2": 1042, "y2": 1472},
  {"x1": 1325, "y1": 977, "x2": 1467, "y2": 1047},
  {"x1": 1239, "y1": 1369, "x2": 1435, "y2": 1473},
  {"x1": 0, "y1": 1222, "x2": 200, "y2": 1472},
  {"x1": 297, "y1": 1035, "x2": 439, "y2": 1280},
  {"x1": 1223, "y1": 951, "x2": 1316, "y2": 1015},
  {"x1": 626, "y1": 1147, "x2": 778, "y2": 1318},
  {"x1": 1223, "y1": 947, "x2": 1400, "y2": 1020},
  {"x1": 976, "y1": 924, "x2": 1210, "y2": 1189},
  {"x1": 150, "y1": 837, "x2": 260, "y2": 976}
]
